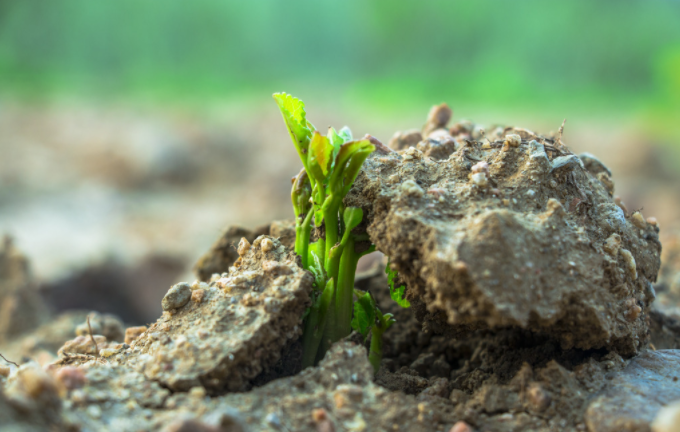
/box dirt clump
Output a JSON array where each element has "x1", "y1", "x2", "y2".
[
  {"x1": 193, "y1": 221, "x2": 295, "y2": 282},
  {"x1": 346, "y1": 110, "x2": 662, "y2": 356},
  {"x1": 117, "y1": 235, "x2": 312, "y2": 393}
]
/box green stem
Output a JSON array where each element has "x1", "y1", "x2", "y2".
[
  {"x1": 323, "y1": 200, "x2": 339, "y2": 264},
  {"x1": 298, "y1": 211, "x2": 313, "y2": 269},
  {"x1": 369, "y1": 325, "x2": 385, "y2": 373},
  {"x1": 330, "y1": 237, "x2": 360, "y2": 343},
  {"x1": 301, "y1": 278, "x2": 335, "y2": 368}
]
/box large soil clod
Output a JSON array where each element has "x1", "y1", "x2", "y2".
[
  {"x1": 346, "y1": 110, "x2": 661, "y2": 355},
  {"x1": 118, "y1": 235, "x2": 312, "y2": 393}
]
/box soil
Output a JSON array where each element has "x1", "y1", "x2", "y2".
[{"x1": 2, "y1": 104, "x2": 680, "y2": 431}]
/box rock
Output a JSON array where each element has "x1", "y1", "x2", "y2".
[
  {"x1": 346, "y1": 112, "x2": 661, "y2": 355},
  {"x1": 75, "y1": 312, "x2": 125, "y2": 342},
  {"x1": 161, "y1": 283, "x2": 192, "y2": 311},
  {"x1": 652, "y1": 400, "x2": 680, "y2": 432},
  {"x1": 585, "y1": 350, "x2": 680, "y2": 432},
  {"x1": 123, "y1": 236, "x2": 313, "y2": 392},
  {"x1": 423, "y1": 103, "x2": 453, "y2": 136},
  {"x1": 389, "y1": 129, "x2": 423, "y2": 151}
]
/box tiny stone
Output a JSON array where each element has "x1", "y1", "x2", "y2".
[
  {"x1": 260, "y1": 238, "x2": 275, "y2": 252},
  {"x1": 162, "y1": 283, "x2": 192, "y2": 311}
]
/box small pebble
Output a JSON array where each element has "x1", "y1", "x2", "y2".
[
  {"x1": 192, "y1": 289, "x2": 206, "y2": 303},
  {"x1": 261, "y1": 238, "x2": 275, "y2": 252},
  {"x1": 162, "y1": 283, "x2": 192, "y2": 311},
  {"x1": 237, "y1": 237, "x2": 251, "y2": 256},
  {"x1": 450, "y1": 421, "x2": 473, "y2": 432}
]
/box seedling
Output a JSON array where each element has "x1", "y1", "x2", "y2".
[{"x1": 274, "y1": 93, "x2": 409, "y2": 371}]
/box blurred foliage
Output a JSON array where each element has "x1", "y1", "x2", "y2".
[{"x1": 0, "y1": 0, "x2": 678, "y2": 123}]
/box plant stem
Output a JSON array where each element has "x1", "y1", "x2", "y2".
[
  {"x1": 330, "y1": 237, "x2": 359, "y2": 343},
  {"x1": 298, "y1": 211, "x2": 313, "y2": 269},
  {"x1": 323, "y1": 200, "x2": 339, "y2": 263},
  {"x1": 369, "y1": 325, "x2": 385, "y2": 373},
  {"x1": 301, "y1": 278, "x2": 335, "y2": 368}
]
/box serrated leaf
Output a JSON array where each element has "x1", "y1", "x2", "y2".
[
  {"x1": 351, "y1": 291, "x2": 376, "y2": 338},
  {"x1": 386, "y1": 260, "x2": 410, "y2": 308},
  {"x1": 309, "y1": 131, "x2": 332, "y2": 178},
  {"x1": 273, "y1": 92, "x2": 313, "y2": 165}
]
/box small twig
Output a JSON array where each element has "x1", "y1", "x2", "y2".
[
  {"x1": 558, "y1": 119, "x2": 567, "y2": 145},
  {"x1": 87, "y1": 316, "x2": 99, "y2": 357},
  {"x1": 0, "y1": 352, "x2": 19, "y2": 367}
]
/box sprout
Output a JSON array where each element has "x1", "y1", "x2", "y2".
[{"x1": 274, "y1": 92, "x2": 408, "y2": 371}]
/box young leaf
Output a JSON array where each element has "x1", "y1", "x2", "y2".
[
  {"x1": 343, "y1": 207, "x2": 363, "y2": 235},
  {"x1": 273, "y1": 93, "x2": 313, "y2": 166},
  {"x1": 291, "y1": 168, "x2": 312, "y2": 218},
  {"x1": 338, "y1": 126, "x2": 353, "y2": 142},
  {"x1": 309, "y1": 131, "x2": 333, "y2": 179},
  {"x1": 327, "y1": 127, "x2": 344, "y2": 168},
  {"x1": 329, "y1": 139, "x2": 375, "y2": 195},
  {"x1": 350, "y1": 291, "x2": 376, "y2": 339},
  {"x1": 386, "y1": 260, "x2": 410, "y2": 308},
  {"x1": 309, "y1": 249, "x2": 326, "y2": 289}
]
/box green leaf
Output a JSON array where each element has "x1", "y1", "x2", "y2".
[
  {"x1": 341, "y1": 147, "x2": 374, "y2": 197},
  {"x1": 291, "y1": 169, "x2": 312, "y2": 218},
  {"x1": 309, "y1": 248, "x2": 326, "y2": 289},
  {"x1": 329, "y1": 139, "x2": 375, "y2": 194},
  {"x1": 343, "y1": 207, "x2": 363, "y2": 233},
  {"x1": 350, "y1": 291, "x2": 376, "y2": 338},
  {"x1": 327, "y1": 127, "x2": 344, "y2": 167},
  {"x1": 338, "y1": 126, "x2": 353, "y2": 142},
  {"x1": 273, "y1": 92, "x2": 313, "y2": 166},
  {"x1": 309, "y1": 131, "x2": 333, "y2": 179},
  {"x1": 386, "y1": 260, "x2": 410, "y2": 308}
]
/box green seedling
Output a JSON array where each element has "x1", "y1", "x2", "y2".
[
  {"x1": 274, "y1": 92, "x2": 407, "y2": 371},
  {"x1": 350, "y1": 289, "x2": 396, "y2": 372},
  {"x1": 386, "y1": 259, "x2": 410, "y2": 308}
]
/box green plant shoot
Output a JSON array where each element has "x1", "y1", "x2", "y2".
[
  {"x1": 351, "y1": 289, "x2": 396, "y2": 372},
  {"x1": 275, "y1": 92, "x2": 405, "y2": 371},
  {"x1": 386, "y1": 260, "x2": 410, "y2": 308}
]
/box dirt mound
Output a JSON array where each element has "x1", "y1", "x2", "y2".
[{"x1": 346, "y1": 110, "x2": 661, "y2": 355}]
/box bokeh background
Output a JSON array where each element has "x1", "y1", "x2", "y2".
[{"x1": 1, "y1": 0, "x2": 679, "y2": 324}]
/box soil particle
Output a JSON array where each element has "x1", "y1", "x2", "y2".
[{"x1": 345, "y1": 108, "x2": 662, "y2": 356}]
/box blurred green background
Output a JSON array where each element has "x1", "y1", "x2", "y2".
[
  {"x1": 1, "y1": 0, "x2": 679, "y2": 322},
  {"x1": 1, "y1": 0, "x2": 679, "y2": 132}
]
